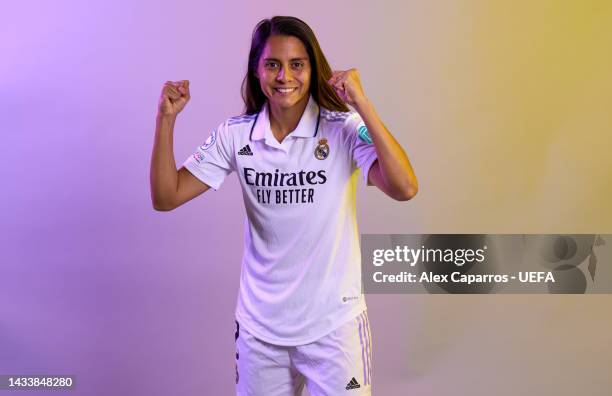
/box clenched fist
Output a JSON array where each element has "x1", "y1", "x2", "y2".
[
  {"x1": 158, "y1": 80, "x2": 190, "y2": 117},
  {"x1": 327, "y1": 69, "x2": 368, "y2": 108}
]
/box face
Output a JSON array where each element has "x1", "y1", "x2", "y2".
[{"x1": 255, "y1": 35, "x2": 312, "y2": 111}]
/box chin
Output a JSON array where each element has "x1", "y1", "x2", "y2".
[{"x1": 269, "y1": 93, "x2": 308, "y2": 109}]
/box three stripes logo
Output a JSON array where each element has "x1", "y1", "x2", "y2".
[
  {"x1": 345, "y1": 377, "x2": 361, "y2": 390},
  {"x1": 238, "y1": 144, "x2": 253, "y2": 156}
]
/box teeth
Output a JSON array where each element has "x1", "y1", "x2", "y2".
[{"x1": 275, "y1": 88, "x2": 296, "y2": 93}]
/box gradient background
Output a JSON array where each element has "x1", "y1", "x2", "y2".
[{"x1": 2, "y1": 0, "x2": 611, "y2": 395}]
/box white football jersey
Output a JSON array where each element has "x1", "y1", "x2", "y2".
[{"x1": 183, "y1": 96, "x2": 378, "y2": 346}]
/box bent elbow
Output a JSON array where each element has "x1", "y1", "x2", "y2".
[
  {"x1": 152, "y1": 198, "x2": 176, "y2": 212},
  {"x1": 153, "y1": 204, "x2": 173, "y2": 212},
  {"x1": 394, "y1": 184, "x2": 418, "y2": 201}
]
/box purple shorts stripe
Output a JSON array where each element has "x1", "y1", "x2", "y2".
[
  {"x1": 364, "y1": 311, "x2": 372, "y2": 385},
  {"x1": 359, "y1": 312, "x2": 367, "y2": 385},
  {"x1": 358, "y1": 313, "x2": 367, "y2": 386}
]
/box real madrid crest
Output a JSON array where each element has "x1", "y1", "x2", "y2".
[{"x1": 314, "y1": 138, "x2": 329, "y2": 160}]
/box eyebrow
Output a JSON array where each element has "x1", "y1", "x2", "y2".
[{"x1": 262, "y1": 57, "x2": 309, "y2": 62}]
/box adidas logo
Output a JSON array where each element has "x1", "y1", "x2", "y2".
[
  {"x1": 345, "y1": 377, "x2": 361, "y2": 390},
  {"x1": 238, "y1": 144, "x2": 253, "y2": 156}
]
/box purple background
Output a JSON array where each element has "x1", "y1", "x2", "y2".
[{"x1": 2, "y1": 1, "x2": 611, "y2": 395}]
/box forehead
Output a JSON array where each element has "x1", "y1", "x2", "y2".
[{"x1": 260, "y1": 35, "x2": 309, "y2": 60}]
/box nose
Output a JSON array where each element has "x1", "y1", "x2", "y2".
[{"x1": 276, "y1": 65, "x2": 292, "y2": 82}]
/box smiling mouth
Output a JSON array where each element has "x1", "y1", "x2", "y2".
[{"x1": 274, "y1": 87, "x2": 297, "y2": 93}]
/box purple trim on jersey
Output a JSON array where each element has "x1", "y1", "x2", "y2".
[
  {"x1": 229, "y1": 114, "x2": 257, "y2": 121},
  {"x1": 321, "y1": 110, "x2": 350, "y2": 118},
  {"x1": 321, "y1": 117, "x2": 349, "y2": 123},
  {"x1": 228, "y1": 116, "x2": 257, "y2": 126}
]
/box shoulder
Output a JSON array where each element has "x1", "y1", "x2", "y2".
[
  {"x1": 215, "y1": 113, "x2": 259, "y2": 141},
  {"x1": 319, "y1": 108, "x2": 362, "y2": 140},
  {"x1": 320, "y1": 108, "x2": 353, "y2": 124},
  {"x1": 320, "y1": 108, "x2": 362, "y2": 129}
]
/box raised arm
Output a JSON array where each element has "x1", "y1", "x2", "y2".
[
  {"x1": 150, "y1": 80, "x2": 210, "y2": 211},
  {"x1": 328, "y1": 69, "x2": 418, "y2": 201}
]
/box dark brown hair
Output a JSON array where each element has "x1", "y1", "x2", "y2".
[{"x1": 241, "y1": 16, "x2": 349, "y2": 114}]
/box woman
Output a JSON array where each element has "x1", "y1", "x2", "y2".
[{"x1": 150, "y1": 15, "x2": 418, "y2": 396}]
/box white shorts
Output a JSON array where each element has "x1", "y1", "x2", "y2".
[{"x1": 234, "y1": 310, "x2": 373, "y2": 396}]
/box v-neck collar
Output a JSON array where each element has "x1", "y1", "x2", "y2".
[{"x1": 250, "y1": 96, "x2": 320, "y2": 151}]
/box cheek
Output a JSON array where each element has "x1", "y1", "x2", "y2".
[
  {"x1": 302, "y1": 74, "x2": 312, "y2": 90},
  {"x1": 303, "y1": 70, "x2": 312, "y2": 87},
  {"x1": 294, "y1": 70, "x2": 308, "y2": 85},
  {"x1": 258, "y1": 73, "x2": 273, "y2": 90}
]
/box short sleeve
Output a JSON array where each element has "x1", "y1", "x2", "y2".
[
  {"x1": 182, "y1": 121, "x2": 234, "y2": 190},
  {"x1": 345, "y1": 112, "x2": 378, "y2": 184}
]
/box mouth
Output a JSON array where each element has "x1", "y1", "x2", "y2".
[{"x1": 274, "y1": 87, "x2": 298, "y2": 94}]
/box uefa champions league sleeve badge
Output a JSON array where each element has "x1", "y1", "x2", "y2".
[
  {"x1": 199, "y1": 129, "x2": 217, "y2": 151},
  {"x1": 314, "y1": 138, "x2": 330, "y2": 160}
]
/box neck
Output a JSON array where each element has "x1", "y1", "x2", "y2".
[{"x1": 268, "y1": 96, "x2": 309, "y2": 143}]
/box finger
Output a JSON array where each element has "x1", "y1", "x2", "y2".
[
  {"x1": 327, "y1": 71, "x2": 341, "y2": 84},
  {"x1": 337, "y1": 71, "x2": 350, "y2": 84},
  {"x1": 165, "y1": 85, "x2": 179, "y2": 95},
  {"x1": 334, "y1": 74, "x2": 348, "y2": 88},
  {"x1": 165, "y1": 87, "x2": 181, "y2": 100},
  {"x1": 333, "y1": 86, "x2": 347, "y2": 102},
  {"x1": 329, "y1": 71, "x2": 344, "y2": 84},
  {"x1": 164, "y1": 82, "x2": 181, "y2": 95},
  {"x1": 332, "y1": 78, "x2": 346, "y2": 91}
]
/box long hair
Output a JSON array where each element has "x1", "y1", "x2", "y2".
[{"x1": 241, "y1": 16, "x2": 349, "y2": 115}]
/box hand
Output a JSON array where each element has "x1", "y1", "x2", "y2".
[
  {"x1": 158, "y1": 80, "x2": 190, "y2": 117},
  {"x1": 327, "y1": 69, "x2": 368, "y2": 108}
]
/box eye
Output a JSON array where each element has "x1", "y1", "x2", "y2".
[
  {"x1": 264, "y1": 61, "x2": 279, "y2": 69},
  {"x1": 291, "y1": 62, "x2": 304, "y2": 69}
]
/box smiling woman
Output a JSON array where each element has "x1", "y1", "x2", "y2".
[
  {"x1": 255, "y1": 35, "x2": 312, "y2": 141},
  {"x1": 242, "y1": 18, "x2": 349, "y2": 144},
  {"x1": 150, "y1": 15, "x2": 418, "y2": 396}
]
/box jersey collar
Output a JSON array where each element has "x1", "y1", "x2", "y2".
[{"x1": 250, "y1": 95, "x2": 320, "y2": 145}]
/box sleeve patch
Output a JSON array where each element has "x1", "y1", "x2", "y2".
[
  {"x1": 199, "y1": 129, "x2": 217, "y2": 151},
  {"x1": 357, "y1": 124, "x2": 373, "y2": 144},
  {"x1": 193, "y1": 151, "x2": 206, "y2": 163}
]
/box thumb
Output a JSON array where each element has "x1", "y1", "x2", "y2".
[
  {"x1": 175, "y1": 93, "x2": 189, "y2": 107},
  {"x1": 179, "y1": 80, "x2": 190, "y2": 95}
]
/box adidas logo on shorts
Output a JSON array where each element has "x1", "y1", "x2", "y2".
[
  {"x1": 238, "y1": 144, "x2": 253, "y2": 156},
  {"x1": 345, "y1": 377, "x2": 361, "y2": 390}
]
